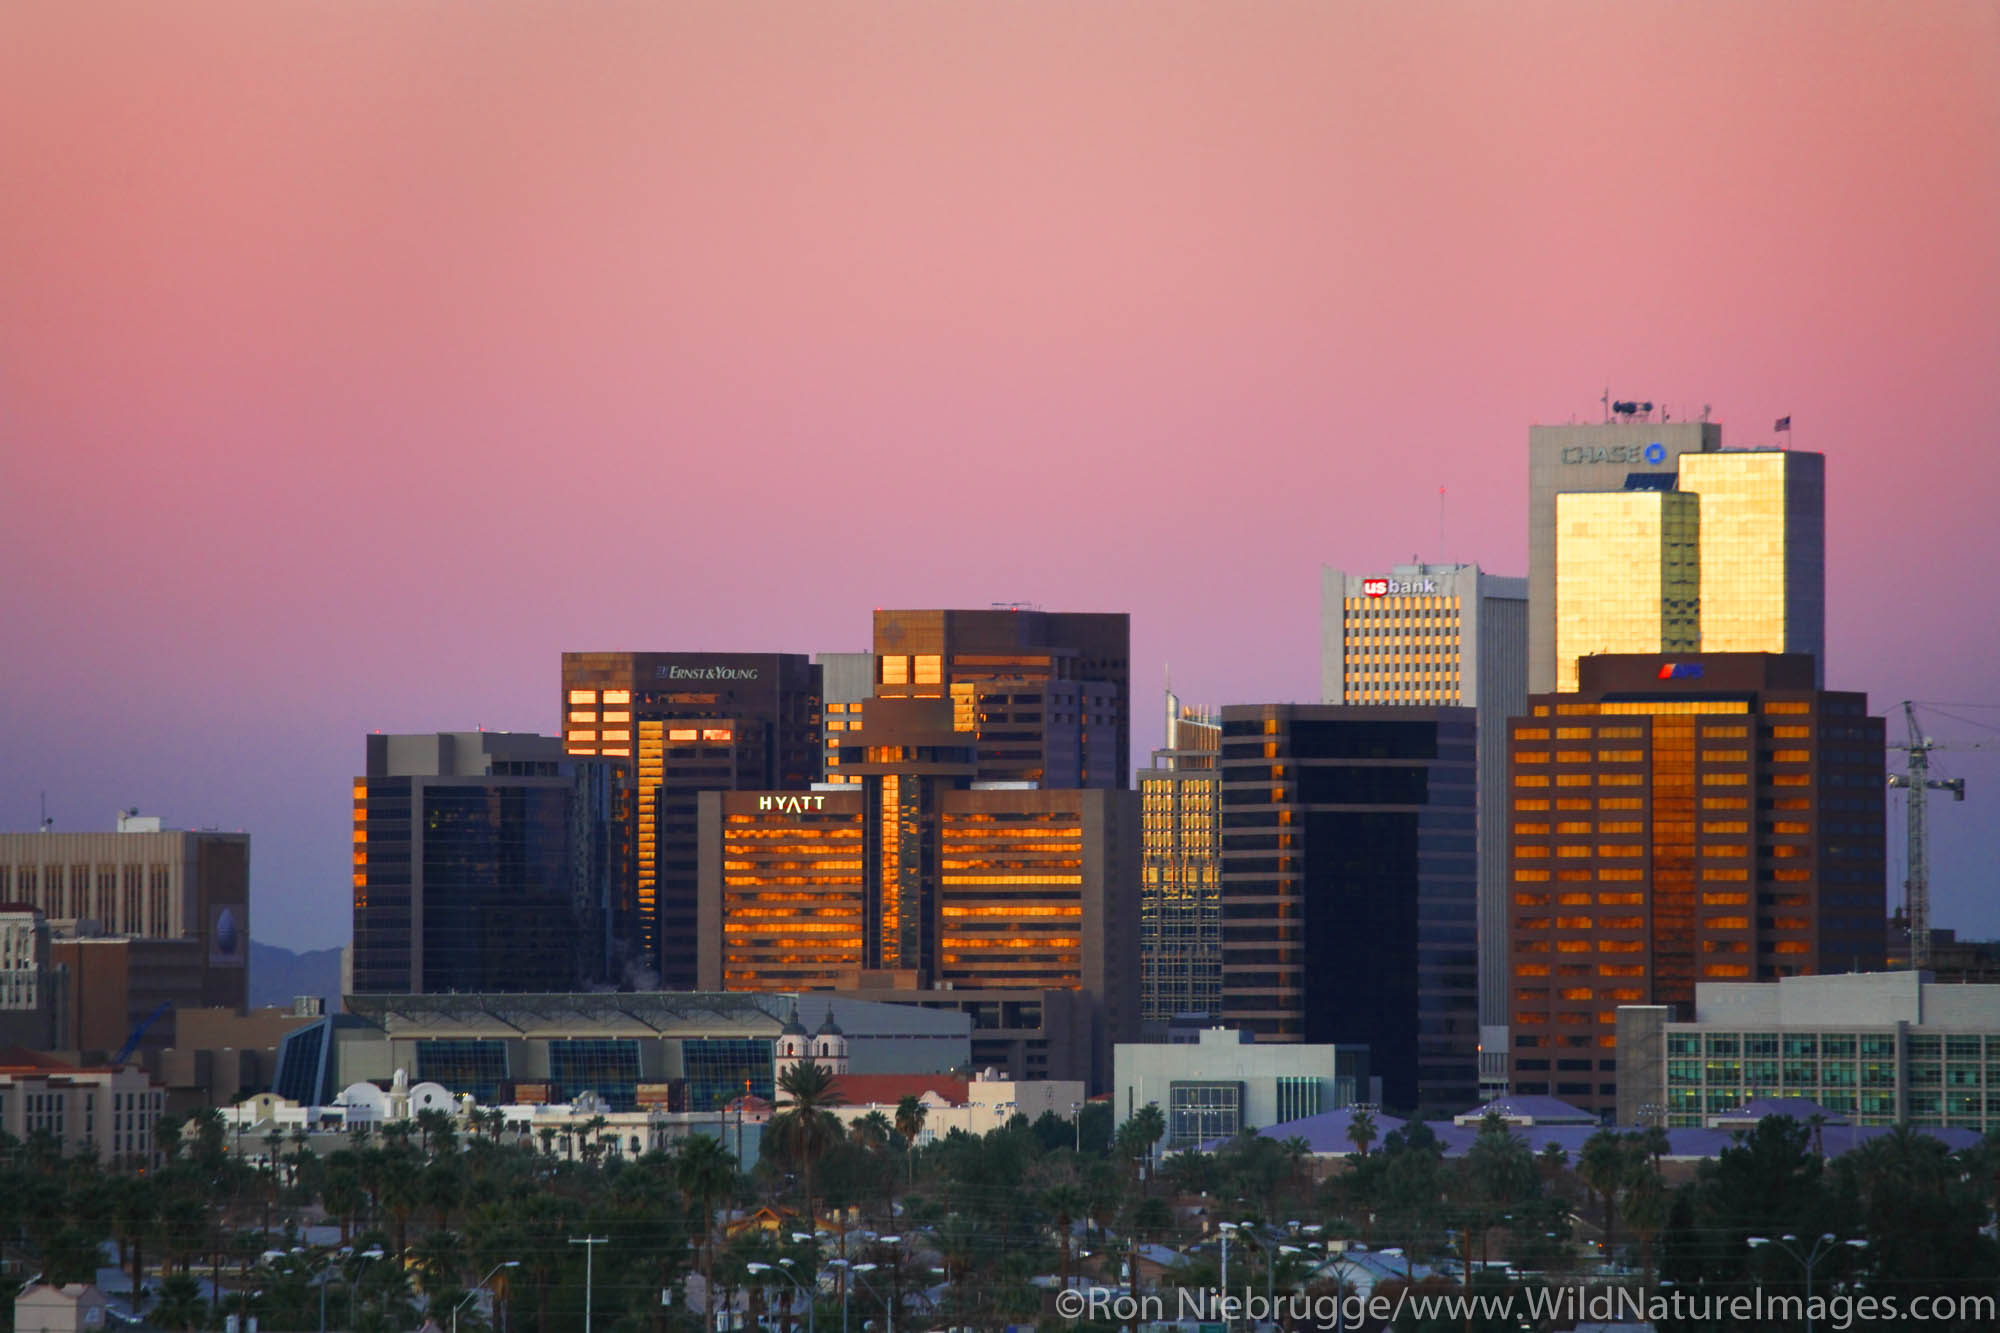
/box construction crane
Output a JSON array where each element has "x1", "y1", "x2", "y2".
[{"x1": 1887, "y1": 701, "x2": 1976, "y2": 969}]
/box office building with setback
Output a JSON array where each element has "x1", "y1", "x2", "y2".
[
  {"x1": 1320, "y1": 562, "x2": 1526, "y2": 1079},
  {"x1": 1217, "y1": 704, "x2": 1479, "y2": 1113},
  {"x1": 1505, "y1": 653, "x2": 1885, "y2": 1117},
  {"x1": 350, "y1": 732, "x2": 621, "y2": 996},
  {"x1": 560, "y1": 652, "x2": 822, "y2": 988}
]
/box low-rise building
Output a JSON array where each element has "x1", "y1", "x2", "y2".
[
  {"x1": 14, "y1": 1283, "x2": 110, "y2": 1333},
  {"x1": 1618, "y1": 970, "x2": 2000, "y2": 1130},
  {"x1": 1114, "y1": 1027, "x2": 1374, "y2": 1150},
  {"x1": 0, "y1": 1048, "x2": 164, "y2": 1167}
]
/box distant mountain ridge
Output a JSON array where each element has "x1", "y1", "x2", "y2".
[{"x1": 249, "y1": 939, "x2": 344, "y2": 1013}]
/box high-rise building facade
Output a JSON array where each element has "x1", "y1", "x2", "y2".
[
  {"x1": 0, "y1": 820, "x2": 250, "y2": 1016},
  {"x1": 695, "y1": 694, "x2": 1141, "y2": 1086},
  {"x1": 1505, "y1": 653, "x2": 1885, "y2": 1117},
  {"x1": 1676, "y1": 450, "x2": 1826, "y2": 678},
  {"x1": 866, "y1": 609, "x2": 1130, "y2": 789},
  {"x1": 350, "y1": 732, "x2": 621, "y2": 996},
  {"x1": 560, "y1": 653, "x2": 822, "y2": 988},
  {"x1": 1138, "y1": 692, "x2": 1222, "y2": 1025},
  {"x1": 1319, "y1": 562, "x2": 1527, "y2": 1054},
  {"x1": 1217, "y1": 704, "x2": 1480, "y2": 1112},
  {"x1": 1554, "y1": 489, "x2": 1701, "y2": 692},
  {"x1": 1529, "y1": 418, "x2": 1719, "y2": 694}
]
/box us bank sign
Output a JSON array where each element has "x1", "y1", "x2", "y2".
[
  {"x1": 1363, "y1": 577, "x2": 1438, "y2": 597},
  {"x1": 759, "y1": 795, "x2": 829, "y2": 813}
]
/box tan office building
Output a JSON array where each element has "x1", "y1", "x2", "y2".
[{"x1": 0, "y1": 820, "x2": 249, "y2": 1021}]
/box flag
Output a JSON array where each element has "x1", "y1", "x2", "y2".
[{"x1": 1774, "y1": 415, "x2": 1791, "y2": 432}]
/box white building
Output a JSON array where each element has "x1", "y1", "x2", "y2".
[
  {"x1": 1618, "y1": 971, "x2": 2000, "y2": 1130},
  {"x1": 1115, "y1": 1027, "x2": 1374, "y2": 1149}
]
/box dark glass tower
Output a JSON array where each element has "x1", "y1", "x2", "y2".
[
  {"x1": 560, "y1": 652, "x2": 822, "y2": 989},
  {"x1": 350, "y1": 732, "x2": 619, "y2": 995},
  {"x1": 1218, "y1": 704, "x2": 1479, "y2": 1113}
]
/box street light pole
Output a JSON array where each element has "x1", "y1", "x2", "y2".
[
  {"x1": 452, "y1": 1261, "x2": 521, "y2": 1333},
  {"x1": 570, "y1": 1237, "x2": 608, "y2": 1333},
  {"x1": 850, "y1": 1265, "x2": 886, "y2": 1333},
  {"x1": 1217, "y1": 1222, "x2": 1236, "y2": 1329},
  {"x1": 1748, "y1": 1233, "x2": 1867, "y2": 1333},
  {"x1": 748, "y1": 1260, "x2": 815, "y2": 1333}
]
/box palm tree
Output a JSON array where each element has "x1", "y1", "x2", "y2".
[
  {"x1": 894, "y1": 1094, "x2": 928, "y2": 1182},
  {"x1": 1041, "y1": 1183, "x2": 1088, "y2": 1290},
  {"x1": 1577, "y1": 1129, "x2": 1628, "y2": 1256},
  {"x1": 153, "y1": 1274, "x2": 205, "y2": 1333},
  {"x1": 1346, "y1": 1109, "x2": 1378, "y2": 1159},
  {"x1": 766, "y1": 1060, "x2": 847, "y2": 1230},
  {"x1": 109, "y1": 1174, "x2": 158, "y2": 1306},
  {"x1": 675, "y1": 1132, "x2": 739, "y2": 1278}
]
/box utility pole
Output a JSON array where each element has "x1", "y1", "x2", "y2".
[{"x1": 571, "y1": 1236, "x2": 609, "y2": 1333}]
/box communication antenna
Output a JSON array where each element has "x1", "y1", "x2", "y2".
[
  {"x1": 1438, "y1": 485, "x2": 1446, "y2": 560},
  {"x1": 39, "y1": 792, "x2": 52, "y2": 832}
]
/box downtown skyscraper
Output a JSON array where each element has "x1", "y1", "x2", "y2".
[
  {"x1": 560, "y1": 652, "x2": 822, "y2": 989},
  {"x1": 1320, "y1": 562, "x2": 1526, "y2": 1069}
]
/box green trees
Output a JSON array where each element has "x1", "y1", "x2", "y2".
[
  {"x1": 675, "y1": 1129, "x2": 740, "y2": 1279},
  {"x1": 766, "y1": 1059, "x2": 847, "y2": 1227}
]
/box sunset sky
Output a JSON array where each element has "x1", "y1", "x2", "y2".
[{"x1": 3, "y1": 2, "x2": 1997, "y2": 951}]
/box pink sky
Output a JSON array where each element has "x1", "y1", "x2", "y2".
[{"x1": 3, "y1": 2, "x2": 1997, "y2": 950}]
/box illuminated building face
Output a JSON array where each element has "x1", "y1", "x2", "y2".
[
  {"x1": 1675, "y1": 451, "x2": 1825, "y2": 673},
  {"x1": 1554, "y1": 491, "x2": 1700, "y2": 693},
  {"x1": 717, "y1": 801, "x2": 868, "y2": 992},
  {"x1": 1505, "y1": 654, "x2": 1886, "y2": 1118},
  {"x1": 700, "y1": 785, "x2": 1138, "y2": 1007}
]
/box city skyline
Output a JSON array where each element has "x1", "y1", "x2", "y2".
[{"x1": 4, "y1": 3, "x2": 1997, "y2": 951}]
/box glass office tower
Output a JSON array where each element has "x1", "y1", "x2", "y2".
[
  {"x1": 1677, "y1": 451, "x2": 1825, "y2": 679},
  {"x1": 1554, "y1": 489, "x2": 1701, "y2": 693},
  {"x1": 1138, "y1": 692, "x2": 1223, "y2": 1024}
]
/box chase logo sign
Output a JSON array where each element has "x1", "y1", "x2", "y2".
[
  {"x1": 1560, "y1": 442, "x2": 1669, "y2": 466},
  {"x1": 1657, "y1": 663, "x2": 1704, "y2": 680}
]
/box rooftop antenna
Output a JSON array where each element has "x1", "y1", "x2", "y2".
[
  {"x1": 1601, "y1": 385, "x2": 1611, "y2": 423},
  {"x1": 1438, "y1": 485, "x2": 1446, "y2": 562},
  {"x1": 40, "y1": 792, "x2": 52, "y2": 832},
  {"x1": 1700, "y1": 403, "x2": 1712, "y2": 423}
]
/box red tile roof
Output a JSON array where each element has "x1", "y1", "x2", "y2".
[{"x1": 825, "y1": 1074, "x2": 968, "y2": 1108}]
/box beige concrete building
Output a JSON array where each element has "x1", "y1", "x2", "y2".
[
  {"x1": 0, "y1": 905, "x2": 59, "y2": 1049},
  {"x1": 14, "y1": 1284, "x2": 110, "y2": 1333},
  {"x1": 0, "y1": 816, "x2": 250, "y2": 1013},
  {"x1": 0, "y1": 1048, "x2": 164, "y2": 1167}
]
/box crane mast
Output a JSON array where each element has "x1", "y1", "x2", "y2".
[{"x1": 1888, "y1": 701, "x2": 1968, "y2": 970}]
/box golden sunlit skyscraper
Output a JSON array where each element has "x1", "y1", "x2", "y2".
[
  {"x1": 1554, "y1": 489, "x2": 1701, "y2": 692},
  {"x1": 1676, "y1": 450, "x2": 1826, "y2": 679},
  {"x1": 1138, "y1": 691, "x2": 1222, "y2": 1024}
]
